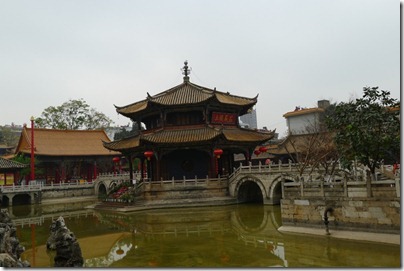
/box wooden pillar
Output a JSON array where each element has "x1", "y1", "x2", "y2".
[
  {"x1": 128, "y1": 156, "x2": 133, "y2": 182},
  {"x1": 93, "y1": 161, "x2": 98, "y2": 181},
  {"x1": 210, "y1": 154, "x2": 216, "y2": 178},
  {"x1": 156, "y1": 153, "x2": 161, "y2": 181},
  {"x1": 141, "y1": 159, "x2": 145, "y2": 181},
  {"x1": 147, "y1": 159, "x2": 152, "y2": 181}
]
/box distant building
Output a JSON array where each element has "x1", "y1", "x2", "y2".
[
  {"x1": 283, "y1": 100, "x2": 330, "y2": 135},
  {"x1": 239, "y1": 109, "x2": 257, "y2": 129},
  {"x1": 264, "y1": 100, "x2": 331, "y2": 163},
  {"x1": 0, "y1": 145, "x2": 14, "y2": 157},
  {"x1": 0, "y1": 124, "x2": 24, "y2": 154},
  {"x1": 105, "y1": 124, "x2": 133, "y2": 141}
]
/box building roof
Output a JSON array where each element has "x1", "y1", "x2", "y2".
[
  {"x1": 103, "y1": 126, "x2": 274, "y2": 152},
  {"x1": 0, "y1": 157, "x2": 27, "y2": 170},
  {"x1": 266, "y1": 133, "x2": 334, "y2": 155},
  {"x1": 115, "y1": 80, "x2": 258, "y2": 118},
  {"x1": 15, "y1": 127, "x2": 120, "y2": 156},
  {"x1": 282, "y1": 107, "x2": 324, "y2": 118}
]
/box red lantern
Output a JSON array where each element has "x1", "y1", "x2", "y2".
[
  {"x1": 112, "y1": 157, "x2": 120, "y2": 163},
  {"x1": 213, "y1": 149, "x2": 223, "y2": 158},
  {"x1": 259, "y1": 146, "x2": 267, "y2": 153},
  {"x1": 254, "y1": 150, "x2": 261, "y2": 156},
  {"x1": 144, "y1": 151, "x2": 154, "y2": 160}
]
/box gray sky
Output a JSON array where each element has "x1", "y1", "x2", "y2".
[{"x1": 1, "y1": 0, "x2": 400, "y2": 136}]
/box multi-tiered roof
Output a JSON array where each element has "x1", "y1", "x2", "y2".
[{"x1": 104, "y1": 61, "x2": 273, "y2": 153}]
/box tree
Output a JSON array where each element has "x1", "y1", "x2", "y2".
[
  {"x1": 0, "y1": 126, "x2": 20, "y2": 147},
  {"x1": 284, "y1": 109, "x2": 340, "y2": 179},
  {"x1": 12, "y1": 153, "x2": 44, "y2": 183},
  {"x1": 113, "y1": 122, "x2": 141, "y2": 140},
  {"x1": 326, "y1": 87, "x2": 400, "y2": 176},
  {"x1": 35, "y1": 99, "x2": 113, "y2": 130}
]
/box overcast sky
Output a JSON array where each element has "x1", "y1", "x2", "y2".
[{"x1": 1, "y1": 0, "x2": 400, "y2": 136}]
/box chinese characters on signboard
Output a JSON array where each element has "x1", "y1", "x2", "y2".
[{"x1": 211, "y1": 112, "x2": 237, "y2": 125}]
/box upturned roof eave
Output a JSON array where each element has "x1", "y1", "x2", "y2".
[
  {"x1": 114, "y1": 80, "x2": 259, "y2": 118},
  {"x1": 103, "y1": 126, "x2": 275, "y2": 153}
]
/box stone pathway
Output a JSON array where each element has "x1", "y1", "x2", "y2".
[{"x1": 278, "y1": 225, "x2": 400, "y2": 245}]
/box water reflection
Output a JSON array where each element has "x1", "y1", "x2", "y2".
[{"x1": 12, "y1": 202, "x2": 400, "y2": 268}]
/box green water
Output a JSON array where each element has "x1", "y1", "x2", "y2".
[{"x1": 10, "y1": 202, "x2": 400, "y2": 268}]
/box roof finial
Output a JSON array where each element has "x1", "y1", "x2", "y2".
[{"x1": 181, "y1": 60, "x2": 191, "y2": 82}]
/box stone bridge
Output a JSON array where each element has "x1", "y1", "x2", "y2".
[
  {"x1": 93, "y1": 163, "x2": 326, "y2": 204},
  {"x1": 94, "y1": 162, "x2": 394, "y2": 205},
  {"x1": 227, "y1": 163, "x2": 324, "y2": 205},
  {"x1": 0, "y1": 184, "x2": 42, "y2": 206},
  {"x1": 94, "y1": 172, "x2": 133, "y2": 197},
  {"x1": 0, "y1": 182, "x2": 94, "y2": 206}
]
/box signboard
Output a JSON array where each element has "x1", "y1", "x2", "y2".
[{"x1": 211, "y1": 112, "x2": 237, "y2": 125}]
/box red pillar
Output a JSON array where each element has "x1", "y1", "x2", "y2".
[{"x1": 93, "y1": 161, "x2": 97, "y2": 181}]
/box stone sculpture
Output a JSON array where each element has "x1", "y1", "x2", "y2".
[
  {"x1": 46, "y1": 216, "x2": 84, "y2": 267},
  {"x1": 0, "y1": 209, "x2": 30, "y2": 267}
]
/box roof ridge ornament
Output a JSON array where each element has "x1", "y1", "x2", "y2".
[{"x1": 181, "y1": 60, "x2": 191, "y2": 82}]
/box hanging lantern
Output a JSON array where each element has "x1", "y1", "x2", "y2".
[
  {"x1": 254, "y1": 150, "x2": 261, "y2": 156},
  {"x1": 112, "y1": 157, "x2": 120, "y2": 163},
  {"x1": 213, "y1": 149, "x2": 223, "y2": 158},
  {"x1": 144, "y1": 151, "x2": 154, "y2": 160},
  {"x1": 259, "y1": 146, "x2": 267, "y2": 153}
]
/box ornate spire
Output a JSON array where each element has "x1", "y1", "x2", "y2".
[{"x1": 181, "y1": 60, "x2": 191, "y2": 82}]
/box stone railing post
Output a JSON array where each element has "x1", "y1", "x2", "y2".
[
  {"x1": 320, "y1": 178, "x2": 324, "y2": 197},
  {"x1": 395, "y1": 178, "x2": 400, "y2": 198},
  {"x1": 300, "y1": 178, "x2": 304, "y2": 197},
  {"x1": 343, "y1": 176, "x2": 348, "y2": 197},
  {"x1": 366, "y1": 171, "x2": 372, "y2": 197}
]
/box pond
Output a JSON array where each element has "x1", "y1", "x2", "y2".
[{"x1": 10, "y1": 201, "x2": 400, "y2": 268}]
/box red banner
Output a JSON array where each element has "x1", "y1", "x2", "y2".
[{"x1": 211, "y1": 112, "x2": 237, "y2": 125}]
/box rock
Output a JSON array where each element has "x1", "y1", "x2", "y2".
[
  {"x1": 46, "y1": 216, "x2": 84, "y2": 267},
  {"x1": 0, "y1": 209, "x2": 30, "y2": 267}
]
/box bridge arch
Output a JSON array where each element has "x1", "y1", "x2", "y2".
[
  {"x1": 97, "y1": 182, "x2": 107, "y2": 199},
  {"x1": 234, "y1": 204, "x2": 268, "y2": 232},
  {"x1": 11, "y1": 194, "x2": 31, "y2": 205},
  {"x1": 234, "y1": 176, "x2": 267, "y2": 203},
  {"x1": 1, "y1": 195, "x2": 10, "y2": 206},
  {"x1": 94, "y1": 181, "x2": 111, "y2": 197},
  {"x1": 268, "y1": 173, "x2": 297, "y2": 205}
]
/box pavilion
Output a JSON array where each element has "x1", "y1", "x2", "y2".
[{"x1": 103, "y1": 61, "x2": 275, "y2": 184}]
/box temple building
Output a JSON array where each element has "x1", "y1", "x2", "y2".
[
  {"x1": 103, "y1": 61, "x2": 275, "y2": 184},
  {"x1": 15, "y1": 127, "x2": 120, "y2": 184}
]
